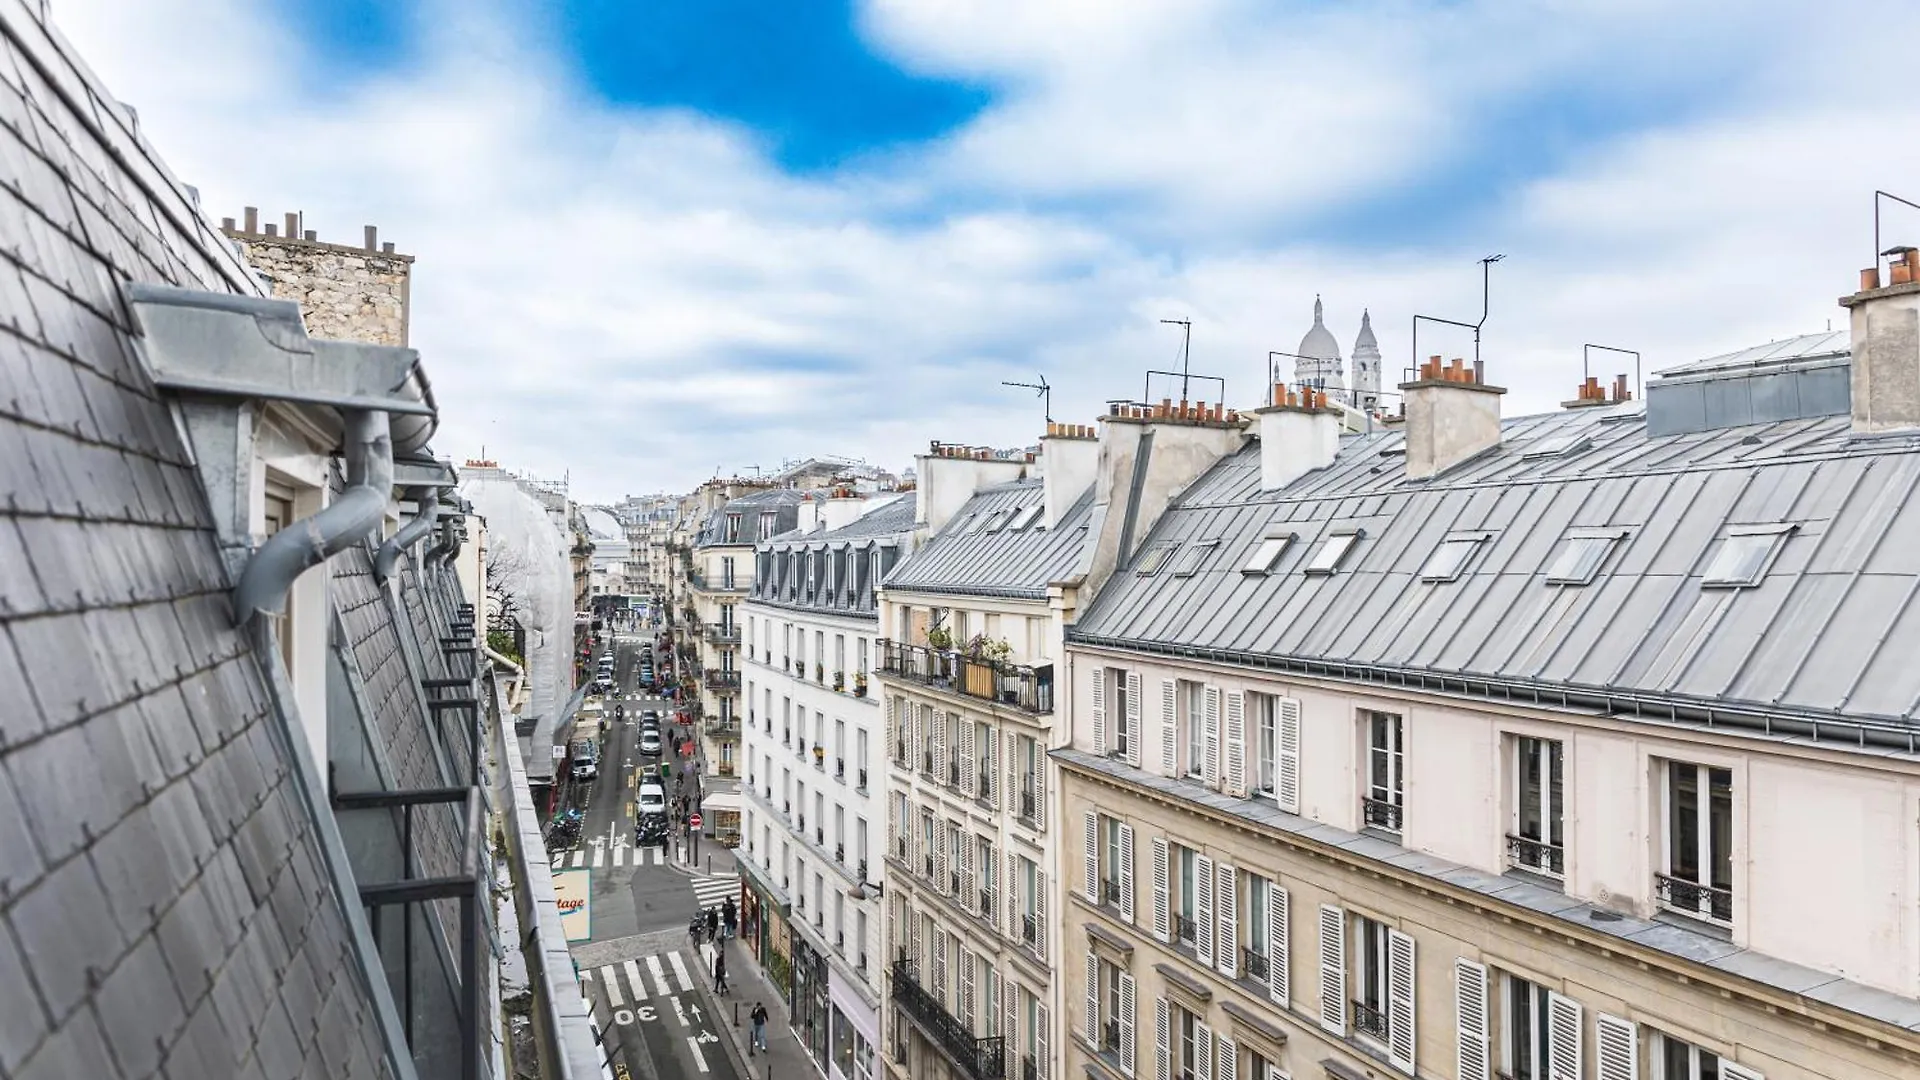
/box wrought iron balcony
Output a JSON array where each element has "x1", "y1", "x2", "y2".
[
  {"x1": 979, "y1": 890, "x2": 993, "y2": 918},
  {"x1": 947, "y1": 762, "x2": 961, "y2": 787},
  {"x1": 878, "y1": 640, "x2": 1055, "y2": 714},
  {"x1": 1654, "y1": 872, "x2": 1733, "y2": 925},
  {"x1": 891, "y1": 960, "x2": 1007, "y2": 1080},
  {"x1": 1361, "y1": 797, "x2": 1403, "y2": 833},
  {"x1": 1352, "y1": 1001, "x2": 1389, "y2": 1042},
  {"x1": 1175, "y1": 913, "x2": 1197, "y2": 946},
  {"x1": 705, "y1": 717, "x2": 740, "y2": 737},
  {"x1": 1021, "y1": 1055, "x2": 1037, "y2": 1080},
  {"x1": 949, "y1": 871, "x2": 962, "y2": 895},
  {"x1": 706, "y1": 625, "x2": 742, "y2": 645},
  {"x1": 1101, "y1": 879, "x2": 1121, "y2": 906},
  {"x1": 1018, "y1": 789, "x2": 1037, "y2": 825},
  {"x1": 1101, "y1": 1021, "x2": 1120, "y2": 1055},
  {"x1": 924, "y1": 854, "x2": 935, "y2": 879},
  {"x1": 1505, "y1": 833, "x2": 1565, "y2": 877},
  {"x1": 1242, "y1": 948, "x2": 1269, "y2": 982},
  {"x1": 704, "y1": 669, "x2": 741, "y2": 691},
  {"x1": 687, "y1": 571, "x2": 747, "y2": 593},
  {"x1": 1021, "y1": 915, "x2": 1037, "y2": 946}
]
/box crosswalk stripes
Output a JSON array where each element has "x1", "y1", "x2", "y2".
[
  {"x1": 550, "y1": 846, "x2": 671, "y2": 871},
  {"x1": 646, "y1": 954, "x2": 672, "y2": 996},
  {"x1": 666, "y1": 951, "x2": 693, "y2": 991},
  {"x1": 691, "y1": 875, "x2": 740, "y2": 909},
  {"x1": 623, "y1": 959, "x2": 649, "y2": 1001}
]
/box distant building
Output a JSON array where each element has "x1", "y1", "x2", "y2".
[{"x1": 1293, "y1": 296, "x2": 1346, "y2": 396}]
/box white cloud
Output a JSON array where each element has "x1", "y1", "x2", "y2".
[{"x1": 45, "y1": 0, "x2": 1920, "y2": 502}]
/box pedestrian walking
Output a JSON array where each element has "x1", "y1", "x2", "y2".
[
  {"x1": 750, "y1": 1003, "x2": 769, "y2": 1053},
  {"x1": 714, "y1": 950, "x2": 729, "y2": 994},
  {"x1": 706, "y1": 907, "x2": 719, "y2": 941}
]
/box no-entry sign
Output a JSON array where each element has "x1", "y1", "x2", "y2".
[{"x1": 689, "y1": 812, "x2": 703, "y2": 829}]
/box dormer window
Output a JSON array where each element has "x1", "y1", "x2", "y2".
[
  {"x1": 1304, "y1": 530, "x2": 1363, "y2": 575},
  {"x1": 725, "y1": 513, "x2": 742, "y2": 544},
  {"x1": 1545, "y1": 529, "x2": 1625, "y2": 586},
  {"x1": 1241, "y1": 533, "x2": 1295, "y2": 575},
  {"x1": 1701, "y1": 524, "x2": 1795, "y2": 589},
  {"x1": 759, "y1": 511, "x2": 778, "y2": 540},
  {"x1": 1419, "y1": 532, "x2": 1491, "y2": 583}
]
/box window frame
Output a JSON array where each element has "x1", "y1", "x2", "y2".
[
  {"x1": 1508, "y1": 735, "x2": 1565, "y2": 879},
  {"x1": 1701, "y1": 523, "x2": 1795, "y2": 588},
  {"x1": 1659, "y1": 760, "x2": 1734, "y2": 925},
  {"x1": 1172, "y1": 539, "x2": 1220, "y2": 577},
  {"x1": 1419, "y1": 531, "x2": 1492, "y2": 583},
  {"x1": 1240, "y1": 532, "x2": 1296, "y2": 575},
  {"x1": 1135, "y1": 541, "x2": 1181, "y2": 577},
  {"x1": 1545, "y1": 528, "x2": 1626, "y2": 586},
  {"x1": 1304, "y1": 529, "x2": 1365, "y2": 575}
]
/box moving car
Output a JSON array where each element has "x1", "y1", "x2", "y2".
[
  {"x1": 637, "y1": 779, "x2": 667, "y2": 817},
  {"x1": 638, "y1": 726, "x2": 662, "y2": 756},
  {"x1": 570, "y1": 739, "x2": 599, "y2": 781}
]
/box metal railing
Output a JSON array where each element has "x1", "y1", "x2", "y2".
[
  {"x1": 1353, "y1": 1001, "x2": 1389, "y2": 1042},
  {"x1": 879, "y1": 640, "x2": 1055, "y2": 714},
  {"x1": 1022, "y1": 915, "x2": 1037, "y2": 945},
  {"x1": 979, "y1": 890, "x2": 993, "y2": 918},
  {"x1": 705, "y1": 718, "x2": 741, "y2": 737},
  {"x1": 1505, "y1": 833, "x2": 1564, "y2": 877},
  {"x1": 1018, "y1": 789, "x2": 1037, "y2": 825},
  {"x1": 891, "y1": 961, "x2": 1007, "y2": 1080},
  {"x1": 1242, "y1": 948, "x2": 1269, "y2": 982},
  {"x1": 687, "y1": 571, "x2": 747, "y2": 593},
  {"x1": 1101, "y1": 879, "x2": 1121, "y2": 906},
  {"x1": 1361, "y1": 797, "x2": 1403, "y2": 832},
  {"x1": 1175, "y1": 914, "x2": 1197, "y2": 946},
  {"x1": 1654, "y1": 872, "x2": 1733, "y2": 925},
  {"x1": 704, "y1": 669, "x2": 741, "y2": 691},
  {"x1": 706, "y1": 625, "x2": 742, "y2": 645}
]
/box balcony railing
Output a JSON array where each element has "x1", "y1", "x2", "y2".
[
  {"x1": 947, "y1": 762, "x2": 961, "y2": 787},
  {"x1": 879, "y1": 640, "x2": 1055, "y2": 714},
  {"x1": 688, "y1": 572, "x2": 747, "y2": 593},
  {"x1": 1361, "y1": 797, "x2": 1403, "y2": 833},
  {"x1": 1021, "y1": 1055, "x2": 1037, "y2": 1080},
  {"x1": 1654, "y1": 872, "x2": 1733, "y2": 925},
  {"x1": 1505, "y1": 833, "x2": 1564, "y2": 877},
  {"x1": 979, "y1": 890, "x2": 993, "y2": 918},
  {"x1": 891, "y1": 961, "x2": 1006, "y2": 1080},
  {"x1": 704, "y1": 669, "x2": 741, "y2": 691},
  {"x1": 1175, "y1": 914, "x2": 1197, "y2": 946},
  {"x1": 1021, "y1": 915, "x2": 1037, "y2": 945},
  {"x1": 1018, "y1": 788, "x2": 1037, "y2": 824},
  {"x1": 1353, "y1": 1001, "x2": 1389, "y2": 1042},
  {"x1": 706, "y1": 625, "x2": 742, "y2": 645},
  {"x1": 1101, "y1": 879, "x2": 1121, "y2": 906},
  {"x1": 705, "y1": 718, "x2": 741, "y2": 737},
  {"x1": 1242, "y1": 947, "x2": 1269, "y2": 982},
  {"x1": 1101, "y1": 1021, "x2": 1120, "y2": 1055},
  {"x1": 924, "y1": 854, "x2": 935, "y2": 879}
]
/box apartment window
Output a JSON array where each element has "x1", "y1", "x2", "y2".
[
  {"x1": 1252, "y1": 694, "x2": 1277, "y2": 795},
  {"x1": 1175, "y1": 1008, "x2": 1200, "y2": 1080},
  {"x1": 1503, "y1": 974, "x2": 1552, "y2": 1080},
  {"x1": 784, "y1": 625, "x2": 792, "y2": 667},
  {"x1": 722, "y1": 556, "x2": 737, "y2": 589},
  {"x1": 1175, "y1": 847, "x2": 1197, "y2": 946},
  {"x1": 1304, "y1": 530, "x2": 1361, "y2": 574},
  {"x1": 1545, "y1": 529, "x2": 1622, "y2": 585},
  {"x1": 1245, "y1": 875, "x2": 1272, "y2": 981},
  {"x1": 1660, "y1": 761, "x2": 1733, "y2": 925},
  {"x1": 835, "y1": 635, "x2": 846, "y2": 676},
  {"x1": 920, "y1": 812, "x2": 936, "y2": 879},
  {"x1": 1111, "y1": 668, "x2": 1131, "y2": 759},
  {"x1": 975, "y1": 721, "x2": 996, "y2": 802},
  {"x1": 858, "y1": 637, "x2": 869, "y2": 675},
  {"x1": 1181, "y1": 680, "x2": 1205, "y2": 777},
  {"x1": 856, "y1": 728, "x2": 869, "y2": 789},
  {"x1": 1351, "y1": 916, "x2": 1392, "y2": 1043},
  {"x1": 978, "y1": 838, "x2": 997, "y2": 918},
  {"x1": 759, "y1": 511, "x2": 778, "y2": 540},
  {"x1": 1241, "y1": 532, "x2": 1293, "y2": 574},
  {"x1": 1701, "y1": 524, "x2": 1794, "y2": 588},
  {"x1": 815, "y1": 631, "x2": 825, "y2": 676},
  {"x1": 1508, "y1": 736, "x2": 1565, "y2": 878},
  {"x1": 725, "y1": 513, "x2": 741, "y2": 543},
  {"x1": 1084, "y1": 957, "x2": 1133, "y2": 1068},
  {"x1": 1135, "y1": 541, "x2": 1179, "y2": 576},
  {"x1": 1362, "y1": 710, "x2": 1405, "y2": 833},
  {"x1": 856, "y1": 817, "x2": 867, "y2": 873},
  {"x1": 1020, "y1": 856, "x2": 1040, "y2": 945},
  {"x1": 1017, "y1": 735, "x2": 1040, "y2": 822},
  {"x1": 1102, "y1": 817, "x2": 1123, "y2": 905}
]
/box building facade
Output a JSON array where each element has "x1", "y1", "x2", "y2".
[
  {"x1": 737, "y1": 491, "x2": 919, "y2": 1080},
  {"x1": 1054, "y1": 286, "x2": 1920, "y2": 1080}
]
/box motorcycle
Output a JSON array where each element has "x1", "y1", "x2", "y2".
[{"x1": 545, "y1": 808, "x2": 585, "y2": 850}]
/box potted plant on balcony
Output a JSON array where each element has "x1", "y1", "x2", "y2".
[
  {"x1": 832, "y1": 670, "x2": 845, "y2": 691},
  {"x1": 852, "y1": 672, "x2": 868, "y2": 697},
  {"x1": 925, "y1": 626, "x2": 953, "y2": 651},
  {"x1": 815, "y1": 662, "x2": 826, "y2": 684},
  {"x1": 794, "y1": 658, "x2": 806, "y2": 676}
]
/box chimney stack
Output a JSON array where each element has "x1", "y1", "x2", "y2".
[
  {"x1": 1562, "y1": 373, "x2": 1632, "y2": 410},
  {"x1": 1041, "y1": 422, "x2": 1100, "y2": 528},
  {"x1": 1256, "y1": 386, "x2": 1340, "y2": 490},
  {"x1": 1399, "y1": 355, "x2": 1506, "y2": 478},
  {"x1": 1841, "y1": 246, "x2": 1920, "y2": 434}
]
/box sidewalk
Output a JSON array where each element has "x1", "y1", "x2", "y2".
[{"x1": 702, "y1": 934, "x2": 822, "y2": 1080}]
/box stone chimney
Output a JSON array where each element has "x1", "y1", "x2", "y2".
[
  {"x1": 1398, "y1": 356, "x2": 1506, "y2": 479},
  {"x1": 1040, "y1": 422, "x2": 1100, "y2": 527},
  {"x1": 913, "y1": 442, "x2": 1034, "y2": 534},
  {"x1": 1080, "y1": 399, "x2": 1249, "y2": 600},
  {"x1": 1562, "y1": 374, "x2": 1632, "y2": 410},
  {"x1": 1256, "y1": 387, "x2": 1340, "y2": 491},
  {"x1": 220, "y1": 207, "x2": 415, "y2": 346},
  {"x1": 1841, "y1": 247, "x2": 1920, "y2": 435},
  {"x1": 817, "y1": 487, "x2": 866, "y2": 530}
]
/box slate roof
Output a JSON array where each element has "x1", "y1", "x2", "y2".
[
  {"x1": 750, "y1": 495, "x2": 918, "y2": 618},
  {"x1": 694, "y1": 487, "x2": 807, "y2": 548},
  {"x1": 1071, "y1": 398, "x2": 1920, "y2": 734},
  {"x1": 883, "y1": 479, "x2": 1095, "y2": 600},
  {"x1": 0, "y1": 6, "x2": 398, "y2": 1078}
]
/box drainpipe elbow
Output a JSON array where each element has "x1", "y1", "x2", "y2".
[{"x1": 374, "y1": 485, "x2": 439, "y2": 582}]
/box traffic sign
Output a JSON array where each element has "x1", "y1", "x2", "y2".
[{"x1": 689, "y1": 812, "x2": 703, "y2": 829}]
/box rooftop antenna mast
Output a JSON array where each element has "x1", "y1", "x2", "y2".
[
  {"x1": 1161, "y1": 318, "x2": 1194, "y2": 400},
  {"x1": 1001, "y1": 374, "x2": 1053, "y2": 425},
  {"x1": 1411, "y1": 254, "x2": 1504, "y2": 378}
]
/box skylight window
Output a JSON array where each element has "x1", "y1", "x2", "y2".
[
  {"x1": 1007, "y1": 504, "x2": 1043, "y2": 531},
  {"x1": 1135, "y1": 541, "x2": 1180, "y2": 577},
  {"x1": 962, "y1": 513, "x2": 991, "y2": 535},
  {"x1": 1303, "y1": 531, "x2": 1362, "y2": 575},
  {"x1": 1545, "y1": 529, "x2": 1625, "y2": 586},
  {"x1": 1701, "y1": 524, "x2": 1796, "y2": 588},
  {"x1": 1241, "y1": 533, "x2": 1295, "y2": 575},
  {"x1": 1172, "y1": 540, "x2": 1219, "y2": 577},
  {"x1": 1419, "y1": 533, "x2": 1492, "y2": 583},
  {"x1": 984, "y1": 508, "x2": 1015, "y2": 533},
  {"x1": 1520, "y1": 434, "x2": 1592, "y2": 460}
]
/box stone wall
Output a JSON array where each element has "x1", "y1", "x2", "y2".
[{"x1": 221, "y1": 209, "x2": 414, "y2": 346}]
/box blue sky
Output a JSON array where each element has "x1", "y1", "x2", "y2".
[{"x1": 56, "y1": 0, "x2": 1920, "y2": 498}]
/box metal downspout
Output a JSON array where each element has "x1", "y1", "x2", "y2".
[
  {"x1": 374, "y1": 485, "x2": 439, "y2": 582},
  {"x1": 233, "y1": 409, "x2": 394, "y2": 623}
]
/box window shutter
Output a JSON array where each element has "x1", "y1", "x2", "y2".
[
  {"x1": 1545, "y1": 990, "x2": 1581, "y2": 1080},
  {"x1": 1317, "y1": 905, "x2": 1347, "y2": 1036},
  {"x1": 933, "y1": 711, "x2": 947, "y2": 777},
  {"x1": 1203, "y1": 687, "x2": 1221, "y2": 786},
  {"x1": 1006, "y1": 986, "x2": 1020, "y2": 1068},
  {"x1": 1036, "y1": 748, "x2": 1048, "y2": 825},
  {"x1": 961, "y1": 831, "x2": 976, "y2": 901},
  {"x1": 933, "y1": 932, "x2": 948, "y2": 1004},
  {"x1": 1004, "y1": 852, "x2": 1018, "y2": 938},
  {"x1": 1224, "y1": 692, "x2": 1246, "y2": 796},
  {"x1": 1160, "y1": 679, "x2": 1178, "y2": 773},
  {"x1": 1152, "y1": 837, "x2": 1171, "y2": 942},
  {"x1": 1092, "y1": 668, "x2": 1108, "y2": 755},
  {"x1": 910, "y1": 913, "x2": 923, "y2": 973},
  {"x1": 887, "y1": 801, "x2": 898, "y2": 858},
  {"x1": 987, "y1": 732, "x2": 1000, "y2": 808},
  {"x1": 1215, "y1": 1036, "x2": 1236, "y2": 1080},
  {"x1": 1005, "y1": 731, "x2": 1018, "y2": 818},
  {"x1": 1595, "y1": 1014, "x2": 1636, "y2": 1080},
  {"x1": 910, "y1": 703, "x2": 922, "y2": 771},
  {"x1": 1387, "y1": 928, "x2": 1416, "y2": 1073},
  {"x1": 960, "y1": 950, "x2": 975, "y2": 1028},
  {"x1": 1268, "y1": 884, "x2": 1290, "y2": 1007},
  {"x1": 1276, "y1": 699, "x2": 1301, "y2": 813},
  {"x1": 1036, "y1": 1003, "x2": 1051, "y2": 1080},
  {"x1": 1084, "y1": 811, "x2": 1101, "y2": 903},
  {"x1": 1033, "y1": 870, "x2": 1047, "y2": 959},
  {"x1": 1084, "y1": 955, "x2": 1101, "y2": 1045},
  {"x1": 960, "y1": 720, "x2": 976, "y2": 796},
  {"x1": 1154, "y1": 998, "x2": 1171, "y2": 1080},
  {"x1": 1455, "y1": 959, "x2": 1491, "y2": 1080},
  {"x1": 1118, "y1": 972, "x2": 1137, "y2": 1077},
  {"x1": 1720, "y1": 1064, "x2": 1765, "y2": 1080},
  {"x1": 1195, "y1": 853, "x2": 1216, "y2": 968},
  {"x1": 1125, "y1": 671, "x2": 1144, "y2": 766},
  {"x1": 1193, "y1": 1023, "x2": 1213, "y2": 1080},
  {"x1": 1215, "y1": 863, "x2": 1239, "y2": 978},
  {"x1": 886, "y1": 695, "x2": 896, "y2": 761},
  {"x1": 1118, "y1": 823, "x2": 1136, "y2": 924}
]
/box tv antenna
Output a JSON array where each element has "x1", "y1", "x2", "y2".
[
  {"x1": 1411, "y1": 254, "x2": 1504, "y2": 376},
  {"x1": 1160, "y1": 318, "x2": 1194, "y2": 400},
  {"x1": 1001, "y1": 374, "x2": 1053, "y2": 425}
]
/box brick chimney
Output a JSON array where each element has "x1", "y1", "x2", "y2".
[
  {"x1": 1040, "y1": 422, "x2": 1100, "y2": 528},
  {"x1": 1398, "y1": 356, "x2": 1506, "y2": 479},
  {"x1": 1841, "y1": 247, "x2": 1920, "y2": 434},
  {"x1": 1256, "y1": 387, "x2": 1341, "y2": 491},
  {"x1": 1080, "y1": 399, "x2": 1249, "y2": 599},
  {"x1": 913, "y1": 442, "x2": 1034, "y2": 534}
]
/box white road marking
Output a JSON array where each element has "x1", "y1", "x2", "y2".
[
  {"x1": 600, "y1": 965, "x2": 624, "y2": 1007},
  {"x1": 667, "y1": 951, "x2": 693, "y2": 991},
  {"x1": 593, "y1": 846, "x2": 606, "y2": 869},
  {"x1": 571, "y1": 851, "x2": 586, "y2": 868},
  {"x1": 687, "y1": 1036, "x2": 710, "y2": 1072},
  {"x1": 623, "y1": 959, "x2": 648, "y2": 1001},
  {"x1": 671, "y1": 994, "x2": 689, "y2": 1028},
  {"x1": 613, "y1": 846, "x2": 625, "y2": 867},
  {"x1": 550, "y1": 853, "x2": 563, "y2": 870},
  {"x1": 647, "y1": 954, "x2": 672, "y2": 997}
]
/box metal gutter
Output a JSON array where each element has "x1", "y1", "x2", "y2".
[{"x1": 376, "y1": 485, "x2": 440, "y2": 582}]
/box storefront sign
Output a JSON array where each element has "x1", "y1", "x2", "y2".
[{"x1": 554, "y1": 869, "x2": 592, "y2": 941}]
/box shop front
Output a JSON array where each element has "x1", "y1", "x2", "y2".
[
  {"x1": 792, "y1": 936, "x2": 830, "y2": 1068},
  {"x1": 828, "y1": 970, "x2": 879, "y2": 1080},
  {"x1": 740, "y1": 860, "x2": 792, "y2": 999}
]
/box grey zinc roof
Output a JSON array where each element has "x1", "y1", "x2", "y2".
[
  {"x1": 1654, "y1": 330, "x2": 1848, "y2": 377},
  {"x1": 753, "y1": 496, "x2": 918, "y2": 617},
  {"x1": 884, "y1": 480, "x2": 1095, "y2": 600},
  {"x1": 770, "y1": 494, "x2": 917, "y2": 546},
  {"x1": 0, "y1": 6, "x2": 396, "y2": 1079},
  {"x1": 1071, "y1": 399, "x2": 1920, "y2": 732},
  {"x1": 695, "y1": 487, "x2": 807, "y2": 548}
]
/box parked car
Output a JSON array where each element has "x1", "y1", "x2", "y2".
[
  {"x1": 638, "y1": 727, "x2": 662, "y2": 756},
  {"x1": 637, "y1": 779, "x2": 667, "y2": 817}
]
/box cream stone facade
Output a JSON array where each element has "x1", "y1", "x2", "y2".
[{"x1": 222, "y1": 207, "x2": 413, "y2": 346}]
